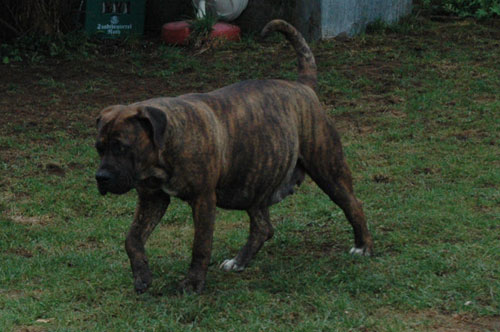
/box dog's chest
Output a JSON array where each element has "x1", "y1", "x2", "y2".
[{"x1": 161, "y1": 184, "x2": 178, "y2": 196}]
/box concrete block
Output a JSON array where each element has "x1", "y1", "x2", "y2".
[
  {"x1": 235, "y1": 0, "x2": 412, "y2": 41},
  {"x1": 320, "y1": 0, "x2": 413, "y2": 38}
]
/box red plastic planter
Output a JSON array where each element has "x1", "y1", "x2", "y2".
[
  {"x1": 161, "y1": 21, "x2": 191, "y2": 45},
  {"x1": 161, "y1": 21, "x2": 241, "y2": 45},
  {"x1": 210, "y1": 22, "x2": 241, "y2": 41}
]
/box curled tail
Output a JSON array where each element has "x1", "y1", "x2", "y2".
[{"x1": 261, "y1": 19, "x2": 317, "y2": 89}]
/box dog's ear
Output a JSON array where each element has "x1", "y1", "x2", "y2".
[
  {"x1": 135, "y1": 106, "x2": 167, "y2": 149},
  {"x1": 96, "y1": 106, "x2": 119, "y2": 130}
]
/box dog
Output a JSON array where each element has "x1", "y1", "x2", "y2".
[{"x1": 95, "y1": 19, "x2": 373, "y2": 294}]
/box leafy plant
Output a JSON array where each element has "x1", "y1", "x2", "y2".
[
  {"x1": 420, "y1": 0, "x2": 500, "y2": 18},
  {"x1": 1, "y1": 44, "x2": 22, "y2": 64},
  {"x1": 0, "y1": 0, "x2": 82, "y2": 41},
  {"x1": 188, "y1": 13, "x2": 218, "y2": 49},
  {"x1": 0, "y1": 31, "x2": 97, "y2": 63}
]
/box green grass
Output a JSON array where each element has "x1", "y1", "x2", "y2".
[{"x1": 0, "y1": 16, "x2": 499, "y2": 331}]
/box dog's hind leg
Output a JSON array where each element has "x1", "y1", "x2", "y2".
[
  {"x1": 220, "y1": 207, "x2": 274, "y2": 272},
  {"x1": 305, "y1": 158, "x2": 374, "y2": 256}
]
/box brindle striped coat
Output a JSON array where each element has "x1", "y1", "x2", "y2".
[{"x1": 95, "y1": 20, "x2": 373, "y2": 294}]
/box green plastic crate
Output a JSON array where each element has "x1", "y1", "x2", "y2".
[{"x1": 85, "y1": 1, "x2": 146, "y2": 38}]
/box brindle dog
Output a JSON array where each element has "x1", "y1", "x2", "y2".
[{"x1": 95, "y1": 19, "x2": 373, "y2": 294}]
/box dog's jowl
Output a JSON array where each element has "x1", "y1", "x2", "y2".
[{"x1": 95, "y1": 19, "x2": 373, "y2": 294}]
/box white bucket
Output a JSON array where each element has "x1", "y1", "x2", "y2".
[{"x1": 193, "y1": 0, "x2": 248, "y2": 21}]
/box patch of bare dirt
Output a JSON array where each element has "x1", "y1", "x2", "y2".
[
  {"x1": 13, "y1": 326, "x2": 48, "y2": 332},
  {"x1": 9, "y1": 214, "x2": 50, "y2": 226},
  {"x1": 0, "y1": 288, "x2": 24, "y2": 299},
  {"x1": 0, "y1": 55, "x2": 194, "y2": 137},
  {"x1": 44, "y1": 162, "x2": 66, "y2": 177},
  {"x1": 430, "y1": 313, "x2": 500, "y2": 332},
  {"x1": 6, "y1": 247, "x2": 34, "y2": 258},
  {"x1": 372, "y1": 174, "x2": 392, "y2": 183},
  {"x1": 413, "y1": 167, "x2": 441, "y2": 175},
  {"x1": 379, "y1": 309, "x2": 500, "y2": 332}
]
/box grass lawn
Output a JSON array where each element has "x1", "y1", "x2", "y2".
[{"x1": 0, "y1": 15, "x2": 499, "y2": 331}]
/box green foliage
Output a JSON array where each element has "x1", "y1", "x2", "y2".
[
  {"x1": 420, "y1": 0, "x2": 500, "y2": 18},
  {"x1": 188, "y1": 14, "x2": 219, "y2": 49},
  {"x1": 1, "y1": 45, "x2": 22, "y2": 64},
  {"x1": 365, "y1": 18, "x2": 389, "y2": 34},
  {"x1": 364, "y1": 15, "x2": 429, "y2": 36},
  {"x1": 189, "y1": 14, "x2": 218, "y2": 37},
  {"x1": 0, "y1": 31, "x2": 96, "y2": 63},
  {"x1": 0, "y1": 0, "x2": 82, "y2": 41}
]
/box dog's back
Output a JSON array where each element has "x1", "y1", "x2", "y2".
[{"x1": 136, "y1": 20, "x2": 326, "y2": 208}]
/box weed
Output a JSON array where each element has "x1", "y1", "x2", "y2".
[
  {"x1": 189, "y1": 14, "x2": 218, "y2": 43},
  {"x1": 187, "y1": 14, "x2": 229, "y2": 51},
  {"x1": 0, "y1": 31, "x2": 98, "y2": 63},
  {"x1": 418, "y1": 0, "x2": 500, "y2": 18},
  {"x1": 37, "y1": 78, "x2": 66, "y2": 89}
]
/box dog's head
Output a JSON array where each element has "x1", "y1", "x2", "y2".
[{"x1": 95, "y1": 105, "x2": 167, "y2": 195}]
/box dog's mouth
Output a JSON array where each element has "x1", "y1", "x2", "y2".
[
  {"x1": 97, "y1": 184, "x2": 108, "y2": 196},
  {"x1": 96, "y1": 171, "x2": 133, "y2": 196},
  {"x1": 97, "y1": 182, "x2": 132, "y2": 196}
]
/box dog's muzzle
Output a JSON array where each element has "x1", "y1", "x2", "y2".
[
  {"x1": 95, "y1": 169, "x2": 113, "y2": 195},
  {"x1": 96, "y1": 168, "x2": 134, "y2": 195}
]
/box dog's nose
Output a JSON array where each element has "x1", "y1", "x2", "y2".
[{"x1": 95, "y1": 169, "x2": 112, "y2": 183}]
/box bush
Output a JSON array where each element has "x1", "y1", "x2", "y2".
[
  {"x1": 420, "y1": 0, "x2": 500, "y2": 18},
  {"x1": 0, "y1": 0, "x2": 83, "y2": 41},
  {"x1": 1, "y1": 31, "x2": 97, "y2": 64}
]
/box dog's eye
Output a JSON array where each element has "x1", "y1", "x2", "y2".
[
  {"x1": 111, "y1": 140, "x2": 128, "y2": 155},
  {"x1": 95, "y1": 142, "x2": 105, "y2": 155}
]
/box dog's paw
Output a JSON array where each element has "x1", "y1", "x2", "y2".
[
  {"x1": 178, "y1": 277, "x2": 205, "y2": 294},
  {"x1": 134, "y1": 276, "x2": 152, "y2": 294},
  {"x1": 349, "y1": 246, "x2": 372, "y2": 257},
  {"x1": 219, "y1": 258, "x2": 245, "y2": 272}
]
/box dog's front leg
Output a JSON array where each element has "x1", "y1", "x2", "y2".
[
  {"x1": 180, "y1": 192, "x2": 216, "y2": 294},
  {"x1": 125, "y1": 190, "x2": 170, "y2": 294}
]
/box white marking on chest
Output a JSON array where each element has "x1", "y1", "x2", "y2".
[{"x1": 161, "y1": 185, "x2": 177, "y2": 196}]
